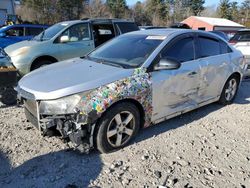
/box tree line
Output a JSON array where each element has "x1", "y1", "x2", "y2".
[{"x1": 16, "y1": 0, "x2": 250, "y2": 27}]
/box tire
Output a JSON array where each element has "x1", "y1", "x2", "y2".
[
  {"x1": 96, "y1": 102, "x2": 140, "y2": 153},
  {"x1": 218, "y1": 75, "x2": 239, "y2": 105},
  {"x1": 31, "y1": 59, "x2": 53, "y2": 71},
  {"x1": 1, "y1": 87, "x2": 17, "y2": 105}
]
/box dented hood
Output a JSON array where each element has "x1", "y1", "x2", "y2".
[{"x1": 18, "y1": 58, "x2": 134, "y2": 100}]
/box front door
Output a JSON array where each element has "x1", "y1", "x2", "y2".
[
  {"x1": 57, "y1": 23, "x2": 95, "y2": 60},
  {"x1": 151, "y1": 35, "x2": 201, "y2": 122}
]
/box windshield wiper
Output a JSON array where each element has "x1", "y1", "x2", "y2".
[
  {"x1": 100, "y1": 61, "x2": 124, "y2": 68},
  {"x1": 84, "y1": 56, "x2": 127, "y2": 68}
]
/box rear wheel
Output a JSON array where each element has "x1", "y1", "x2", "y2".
[
  {"x1": 96, "y1": 102, "x2": 140, "y2": 153},
  {"x1": 219, "y1": 75, "x2": 239, "y2": 105}
]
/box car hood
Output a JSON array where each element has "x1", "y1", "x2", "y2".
[
  {"x1": 18, "y1": 58, "x2": 134, "y2": 100},
  {"x1": 4, "y1": 40, "x2": 42, "y2": 56}
]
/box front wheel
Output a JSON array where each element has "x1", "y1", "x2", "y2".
[
  {"x1": 96, "y1": 102, "x2": 140, "y2": 153},
  {"x1": 219, "y1": 76, "x2": 239, "y2": 105}
]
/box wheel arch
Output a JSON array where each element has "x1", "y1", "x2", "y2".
[
  {"x1": 96, "y1": 98, "x2": 146, "y2": 129},
  {"x1": 30, "y1": 55, "x2": 58, "y2": 71},
  {"x1": 92, "y1": 98, "x2": 146, "y2": 149},
  {"x1": 219, "y1": 72, "x2": 241, "y2": 96}
]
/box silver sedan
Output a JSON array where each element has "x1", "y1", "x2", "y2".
[{"x1": 17, "y1": 29, "x2": 246, "y2": 153}]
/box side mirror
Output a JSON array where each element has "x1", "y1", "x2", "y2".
[
  {"x1": 154, "y1": 58, "x2": 181, "y2": 70},
  {"x1": 60, "y1": 35, "x2": 70, "y2": 43},
  {"x1": 0, "y1": 32, "x2": 6, "y2": 38}
]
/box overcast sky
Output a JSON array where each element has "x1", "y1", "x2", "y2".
[{"x1": 126, "y1": 0, "x2": 245, "y2": 7}]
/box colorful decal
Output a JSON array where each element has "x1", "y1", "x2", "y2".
[{"x1": 78, "y1": 68, "x2": 153, "y2": 127}]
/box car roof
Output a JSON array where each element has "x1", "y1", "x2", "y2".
[
  {"x1": 126, "y1": 29, "x2": 208, "y2": 36},
  {"x1": 57, "y1": 18, "x2": 135, "y2": 26},
  {"x1": 125, "y1": 29, "x2": 226, "y2": 41},
  {"x1": 5, "y1": 24, "x2": 48, "y2": 28}
]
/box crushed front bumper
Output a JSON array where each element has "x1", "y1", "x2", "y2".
[{"x1": 22, "y1": 98, "x2": 95, "y2": 153}]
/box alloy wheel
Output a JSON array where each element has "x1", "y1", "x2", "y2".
[
  {"x1": 225, "y1": 78, "x2": 237, "y2": 101},
  {"x1": 107, "y1": 111, "x2": 135, "y2": 147}
]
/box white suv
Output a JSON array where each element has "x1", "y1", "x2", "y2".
[{"x1": 230, "y1": 29, "x2": 250, "y2": 78}]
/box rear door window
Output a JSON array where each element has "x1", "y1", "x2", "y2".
[
  {"x1": 26, "y1": 27, "x2": 44, "y2": 36},
  {"x1": 161, "y1": 37, "x2": 195, "y2": 63},
  {"x1": 115, "y1": 22, "x2": 139, "y2": 34},
  {"x1": 198, "y1": 37, "x2": 220, "y2": 58}
]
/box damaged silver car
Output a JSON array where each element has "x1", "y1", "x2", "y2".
[{"x1": 17, "y1": 29, "x2": 246, "y2": 153}]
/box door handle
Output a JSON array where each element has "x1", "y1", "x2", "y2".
[{"x1": 188, "y1": 71, "x2": 197, "y2": 76}]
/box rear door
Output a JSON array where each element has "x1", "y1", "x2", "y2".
[
  {"x1": 91, "y1": 22, "x2": 116, "y2": 47},
  {"x1": 196, "y1": 34, "x2": 232, "y2": 102},
  {"x1": 56, "y1": 23, "x2": 94, "y2": 59}
]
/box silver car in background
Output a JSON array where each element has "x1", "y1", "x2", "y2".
[
  {"x1": 4, "y1": 19, "x2": 139, "y2": 76},
  {"x1": 17, "y1": 29, "x2": 246, "y2": 153}
]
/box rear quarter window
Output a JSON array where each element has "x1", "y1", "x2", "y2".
[{"x1": 115, "y1": 22, "x2": 139, "y2": 34}]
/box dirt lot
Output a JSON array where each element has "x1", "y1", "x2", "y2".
[{"x1": 0, "y1": 81, "x2": 250, "y2": 188}]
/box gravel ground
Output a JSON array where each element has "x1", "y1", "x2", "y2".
[{"x1": 0, "y1": 81, "x2": 250, "y2": 188}]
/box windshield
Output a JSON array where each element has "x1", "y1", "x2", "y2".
[
  {"x1": 230, "y1": 31, "x2": 250, "y2": 42},
  {"x1": 88, "y1": 34, "x2": 164, "y2": 68},
  {"x1": 34, "y1": 23, "x2": 67, "y2": 41}
]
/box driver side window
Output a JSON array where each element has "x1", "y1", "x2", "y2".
[
  {"x1": 161, "y1": 37, "x2": 195, "y2": 63},
  {"x1": 61, "y1": 24, "x2": 90, "y2": 42}
]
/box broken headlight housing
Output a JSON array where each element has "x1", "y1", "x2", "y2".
[{"x1": 39, "y1": 94, "x2": 82, "y2": 115}]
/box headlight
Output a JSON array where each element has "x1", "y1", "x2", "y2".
[
  {"x1": 39, "y1": 94, "x2": 82, "y2": 115},
  {"x1": 12, "y1": 47, "x2": 30, "y2": 57}
]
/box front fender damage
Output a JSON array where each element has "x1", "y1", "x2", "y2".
[{"x1": 39, "y1": 68, "x2": 153, "y2": 152}]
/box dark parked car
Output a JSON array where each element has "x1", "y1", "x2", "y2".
[
  {"x1": 139, "y1": 26, "x2": 167, "y2": 30},
  {"x1": 0, "y1": 24, "x2": 48, "y2": 48},
  {"x1": 210, "y1": 31, "x2": 229, "y2": 41},
  {"x1": 169, "y1": 23, "x2": 191, "y2": 29}
]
